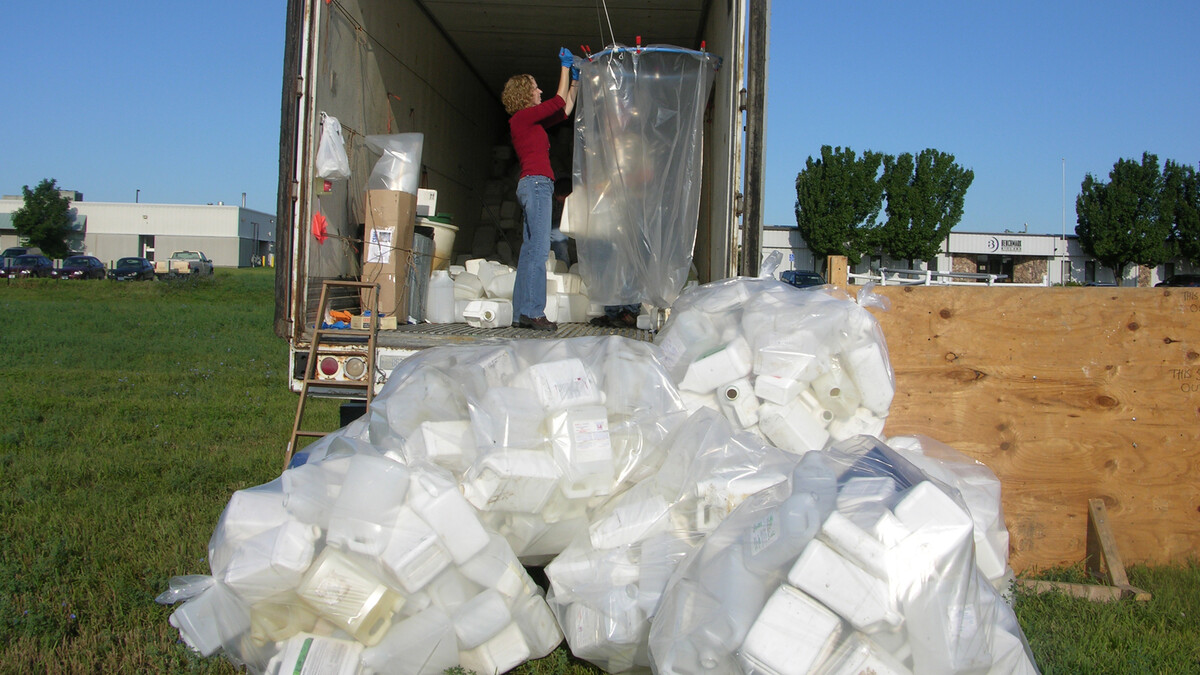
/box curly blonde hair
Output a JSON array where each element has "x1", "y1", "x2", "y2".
[{"x1": 502, "y1": 74, "x2": 537, "y2": 115}]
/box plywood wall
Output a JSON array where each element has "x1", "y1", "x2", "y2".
[{"x1": 867, "y1": 285, "x2": 1200, "y2": 572}]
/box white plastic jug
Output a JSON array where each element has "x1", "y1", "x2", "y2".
[
  {"x1": 464, "y1": 299, "x2": 514, "y2": 328},
  {"x1": 426, "y1": 270, "x2": 456, "y2": 323}
]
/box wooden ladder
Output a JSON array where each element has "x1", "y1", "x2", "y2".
[{"x1": 285, "y1": 279, "x2": 380, "y2": 470}]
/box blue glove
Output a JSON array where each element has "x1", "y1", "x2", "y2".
[
  {"x1": 570, "y1": 66, "x2": 580, "y2": 81},
  {"x1": 559, "y1": 47, "x2": 574, "y2": 68}
]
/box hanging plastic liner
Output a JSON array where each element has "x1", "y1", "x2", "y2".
[{"x1": 568, "y1": 44, "x2": 719, "y2": 307}]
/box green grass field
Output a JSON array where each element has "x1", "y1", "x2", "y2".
[{"x1": 0, "y1": 269, "x2": 1197, "y2": 673}]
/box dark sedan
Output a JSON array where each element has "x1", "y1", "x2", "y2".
[
  {"x1": 52, "y1": 255, "x2": 107, "y2": 280},
  {"x1": 781, "y1": 269, "x2": 827, "y2": 288},
  {"x1": 108, "y1": 256, "x2": 156, "y2": 281},
  {"x1": 1156, "y1": 274, "x2": 1200, "y2": 287},
  {"x1": 1, "y1": 254, "x2": 54, "y2": 278}
]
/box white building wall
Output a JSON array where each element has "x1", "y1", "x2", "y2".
[{"x1": 0, "y1": 199, "x2": 275, "y2": 267}]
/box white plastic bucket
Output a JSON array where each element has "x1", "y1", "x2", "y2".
[{"x1": 419, "y1": 217, "x2": 458, "y2": 271}]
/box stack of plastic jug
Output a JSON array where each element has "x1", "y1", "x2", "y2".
[
  {"x1": 544, "y1": 408, "x2": 805, "y2": 673},
  {"x1": 159, "y1": 445, "x2": 563, "y2": 675},
  {"x1": 647, "y1": 435, "x2": 1039, "y2": 675},
  {"x1": 655, "y1": 278, "x2": 896, "y2": 455}
]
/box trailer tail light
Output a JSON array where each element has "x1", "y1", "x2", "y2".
[
  {"x1": 319, "y1": 357, "x2": 339, "y2": 376},
  {"x1": 344, "y1": 357, "x2": 367, "y2": 380}
]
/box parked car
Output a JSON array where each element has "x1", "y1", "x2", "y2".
[
  {"x1": 52, "y1": 255, "x2": 107, "y2": 280},
  {"x1": 108, "y1": 257, "x2": 156, "y2": 281},
  {"x1": 1, "y1": 246, "x2": 43, "y2": 261},
  {"x1": 154, "y1": 250, "x2": 214, "y2": 278},
  {"x1": 781, "y1": 269, "x2": 827, "y2": 288},
  {"x1": 1, "y1": 254, "x2": 54, "y2": 278},
  {"x1": 1156, "y1": 274, "x2": 1200, "y2": 287}
]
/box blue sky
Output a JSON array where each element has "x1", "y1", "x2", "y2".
[{"x1": 3, "y1": 2, "x2": 1198, "y2": 234}]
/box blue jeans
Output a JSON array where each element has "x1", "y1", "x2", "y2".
[{"x1": 514, "y1": 175, "x2": 553, "y2": 319}]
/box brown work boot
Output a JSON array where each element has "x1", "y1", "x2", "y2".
[{"x1": 518, "y1": 315, "x2": 558, "y2": 331}]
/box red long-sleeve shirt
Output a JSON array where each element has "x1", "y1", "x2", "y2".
[{"x1": 509, "y1": 95, "x2": 567, "y2": 179}]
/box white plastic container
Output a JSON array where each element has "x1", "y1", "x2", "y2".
[
  {"x1": 485, "y1": 270, "x2": 517, "y2": 299},
  {"x1": 453, "y1": 271, "x2": 484, "y2": 300},
  {"x1": 758, "y1": 400, "x2": 830, "y2": 455},
  {"x1": 463, "y1": 298, "x2": 514, "y2": 329},
  {"x1": 739, "y1": 584, "x2": 843, "y2": 675},
  {"x1": 408, "y1": 472, "x2": 490, "y2": 564},
  {"x1": 458, "y1": 533, "x2": 530, "y2": 600},
  {"x1": 409, "y1": 419, "x2": 475, "y2": 473},
  {"x1": 248, "y1": 596, "x2": 319, "y2": 646},
  {"x1": 818, "y1": 510, "x2": 889, "y2": 580},
  {"x1": 828, "y1": 406, "x2": 887, "y2": 442},
  {"x1": 527, "y1": 358, "x2": 603, "y2": 410},
  {"x1": 549, "y1": 405, "x2": 615, "y2": 497},
  {"x1": 169, "y1": 581, "x2": 251, "y2": 657},
  {"x1": 787, "y1": 539, "x2": 899, "y2": 632},
  {"x1": 359, "y1": 606, "x2": 459, "y2": 675},
  {"x1": 426, "y1": 270, "x2": 456, "y2": 323},
  {"x1": 546, "y1": 271, "x2": 583, "y2": 294},
  {"x1": 678, "y1": 337, "x2": 753, "y2": 393},
  {"x1": 754, "y1": 374, "x2": 802, "y2": 406},
  {"x1": 544, "y1": 293, "x2": 589, "y2": 324},
  {"x1": 295, "y1": 548, "x2": 406, "y2": 646},
  {"x1": 325, "y1": 454, "x2": 410, "y2": 557},
  {"x1": 380, "y1": 505, "x2": 453, "y2": 593},
  {"x1": 843, "y1": 341, "x2": 895, "y2": 416},
  {"x1": 265, "y1": 632, "x2": 363, "y2": 675},
  {"x1": 716, "y1": 377, "x2": 759, "y2": 428},
  {"x1": 589, "y1": 493, "x2": 671, "y2": 549},
  {"x1": 513, "y1": 593, "x2": 566, "y2": 657},
  {"x1": 820, "y1": 633, "x2": 913, "y2": 675},
  {"x1": 810, "y1": 365, "x2": 863, "y2": 420},
  {"x1": 452, "y1": 589, "x2": 513, "y2": 649},
  {"x1": 222, "y1": 520, "x2": 321, "y2": 603},
  {"x1": 458, "y1": 621, "x2": 531, "y2": 675},
  {"x1": 463, "y1": 450, "x2": 563, "y2": 513}
]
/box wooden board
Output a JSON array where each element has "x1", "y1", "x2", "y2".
[{"x1": 868, "y1": 285, "x2": 1200, "y2": 572}]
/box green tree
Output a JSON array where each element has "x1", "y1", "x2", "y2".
[
  {"x1": 1163, "y1": 160, "x2": 1200, "y2": 265},
  {"x1": 12, "y1": 179, "x2": 74, "y2": 258},
  {"x1": 878, "y1": 149, "x2": 974, "y2": 266},
  {"x1": 793, "y1": 145, "x2": 884, "y2": 267},
  {"x1": 1075, "y1": 153, "x2": 1174, "y2": 285}
]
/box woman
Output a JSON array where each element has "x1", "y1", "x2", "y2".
[{"x1": 502, "y1": 48, "x2": 579, "y2": 330}]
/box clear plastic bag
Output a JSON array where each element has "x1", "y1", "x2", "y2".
[
  {"x1": 162, "y1": 436, "x2": 562, "y2": 674},
  {"x1": 655, "y1": 277, "x2": 896, "y2": 454},
  {"x1": 364, "y1": 133, "x2": 424, "y2": 194},
  {"x1": 364, "y1": 335, "x2": 688, "y2": 564},
  {"x1": 569, "y1": 45, "x2": 718, "y2": 307},
  {"x1": 648, "y1": 435, "x2": 1040, "y2": 675},
  {"x1": 544, "y1": 408, "x2": 803, "y2": 672},
  {"x1": 315, "y1": 112, "x2": 351, "y2": 180}
]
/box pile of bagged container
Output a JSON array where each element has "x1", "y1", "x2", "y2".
[{"x1": 158, "y1": 277, "x2": 1040, "y2": 674}]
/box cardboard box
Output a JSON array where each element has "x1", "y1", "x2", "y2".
[
  {"x1": 361, "y1": 190, "x2": 417, "y2": 320},
  {"x1": 351, "y1": 315, "x2": 399, "y2": 331}
]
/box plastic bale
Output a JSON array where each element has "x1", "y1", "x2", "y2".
[
  {"x1": 654, "y1": 278, "x2": 896, "y2": 455},
  {"x1": 545, "y1": 409, "x2": 805, "y2": 672},
  {"x1": 647, "y1": 435, "x2": 1040, "y2": 675}
]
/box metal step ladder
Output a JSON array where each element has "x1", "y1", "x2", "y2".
[{"x1": 285, "y1": 279, "x2": 380, "y2": 470}]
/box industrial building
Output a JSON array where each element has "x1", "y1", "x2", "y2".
[
  {"x1": 0, "y1": 191, "x2": 275, "y2": 268},
  {"x1": 763, "y1": 225, "x2": 1198, "y2": 286}
]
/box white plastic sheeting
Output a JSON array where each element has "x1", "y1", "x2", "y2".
[{"x1": 568, "y1": 45, "x2": 718, "y2": 307}]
